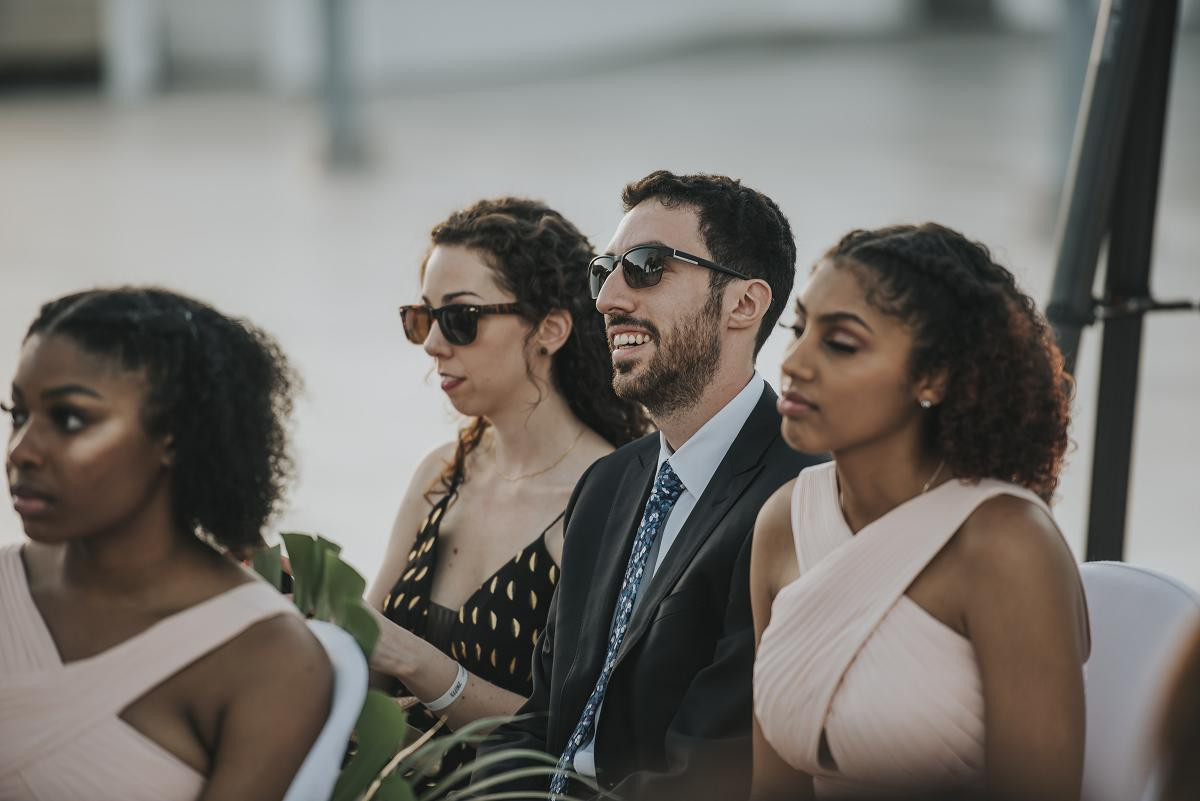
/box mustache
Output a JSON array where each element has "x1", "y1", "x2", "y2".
[{"x1": 604, "y1": 314, "x2": 660, "y2": 341}]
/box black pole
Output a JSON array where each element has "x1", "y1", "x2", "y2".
[
  {"x1": 1085, "y1": 0, "x2": 1179, "y2": 561},
  {"x1": 1047, "y1": 0, "x2": 1153, "y2": 373},
  {"x1": 321, "y1": 0, "x2": 366, "y2": 169}
]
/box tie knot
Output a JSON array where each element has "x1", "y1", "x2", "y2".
[{"x1": 654, "y1": 461, "x2": 685, "y2": 502}]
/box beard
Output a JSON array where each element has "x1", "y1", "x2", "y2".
[{"x1": 610, "y1": 291, "x2": 723, "y2": 419}]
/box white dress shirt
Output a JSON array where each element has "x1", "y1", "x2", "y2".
[{"x1": 573, "y1": 372, "x2": 765, "y2": 778}]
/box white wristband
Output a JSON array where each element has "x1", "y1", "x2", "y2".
[{"x1": 425, "y1": 663, "x2": 468, "y2": 712}]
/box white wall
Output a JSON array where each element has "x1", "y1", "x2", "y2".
[
  {"x1": 119, "y1": 0, "x2": 923, "y2": 95},
  {"x1": 98, "y1": 0, "x2": 1200, "y2": 96}
]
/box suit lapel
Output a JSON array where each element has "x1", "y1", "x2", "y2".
[
  {"x1": 562, "y1": 441, "x2": 655, "y2": 716},
  {"x1": 614, "y1": 385, "x2": 780, "y2": 665}
]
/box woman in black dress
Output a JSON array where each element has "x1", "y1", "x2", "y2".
[{"x1": 365, "y1": 198, "x2": 649, "y2": 779}]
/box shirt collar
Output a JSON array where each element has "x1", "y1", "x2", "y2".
[{"x1": 656, "y1": 372, "x2": 765, "y2": 498}]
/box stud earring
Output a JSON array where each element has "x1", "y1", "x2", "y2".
[
  {"x1": 919, "y1": 398, "x2": 933, "y2": 409},
  {"x1": 539, "y1": 346, "x2": 549, "y2": 355}
]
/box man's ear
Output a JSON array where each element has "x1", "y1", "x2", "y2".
[
  {"x1": 534, "y1": 309, "x2": 573, "y2": 357},
  {"x1": 726, "y1": 278, "x2": 773, "y2": 333}
]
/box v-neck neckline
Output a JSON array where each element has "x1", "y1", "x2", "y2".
[
  {"x1": 13, "y1": 544, "x2": 251, "y2": 670},
  {"x1": 826, "y1": 463, "x2": 958, "y2": 541},
  {"x1": 435, "y1": 512, "x2": 560, "y2": 615}
]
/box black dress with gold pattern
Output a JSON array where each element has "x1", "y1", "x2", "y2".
[{"x1": 381, "y1": 478, "x2": 562, "y2": 784}]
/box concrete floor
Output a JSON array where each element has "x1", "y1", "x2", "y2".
[{"x1": 1, "y1": 32, "x2": 1197, "y2": 588}]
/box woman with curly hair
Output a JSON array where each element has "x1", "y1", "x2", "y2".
[
  {"x1": 364, "y1": 198, "x2": 649, "y2": 779},
  {"x1": 750, "y1": 224, "x2": 1090, "y2": 801},
  {"x1": 0, "y1": 288, "x2": 331, "y2": 801}
]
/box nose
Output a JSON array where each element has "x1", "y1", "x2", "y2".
[
  {"x1": 422, "y1": 320, "x2": 453, "y2": 360},
  {"x1": 780, "y1": 328, "x2": 817, "y2": 387},
  {"x1": 595, "y1": 264, "x2": 635, "y2": 316},
  {"x1": 6, "y1": 418, "x2": 42, "y2": 472}
]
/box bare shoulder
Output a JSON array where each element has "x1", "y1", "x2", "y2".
[
  {"x1": 955, "y1": 492, "x2": 1088, "y2": 650},
  {"x1": 366, "y1": 441, "x2": 459, "y2": 605},
  {"x1": 215, "y1": 613, "x2": 334, "y2": 739},
  {"x1": 411, "y1": 441, "x2": 458, "y2": 491},
  {"x1": 197, "y1": 612, "x2": 334, "y2": 800},
  {"x1": 753, "y1": 479, "x2": 799, "y2": 595},
  {"x1": 225, "y1": 612, "x2": 333, "y2": 689},
  {"x1": 956, "y1": 493, "x2": 1076, "y2": 583},
  {"x1": 755, "y1": 480, "x2": 795, "y2": 548}
]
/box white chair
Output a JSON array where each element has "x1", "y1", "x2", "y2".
[
  {"x1": 283, "y1": 620, "x2": 368, "y2": 801},
  {"x1": 1080, "y1": 561, "x2": 1200, "y2": 801}
]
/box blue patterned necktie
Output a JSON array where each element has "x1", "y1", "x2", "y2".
[{"x1": 549, "y1": 461, "x2": 686, "y2": 796}]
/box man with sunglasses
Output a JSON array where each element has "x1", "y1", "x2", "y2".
[{"x1": 479, "y1": 171, "x2": 822, "y2": 800}]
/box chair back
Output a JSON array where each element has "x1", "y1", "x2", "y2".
[
  {"x1": 1080, "y1": 561, "x2": 1200, "y2": 801},
  {"x1": 282, "y1": 620, "x2": 368, "y2": 801}
]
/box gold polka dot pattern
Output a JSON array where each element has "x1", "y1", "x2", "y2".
[{"x1": 380, "y1": 486, "x2": 563, "y2": 786}]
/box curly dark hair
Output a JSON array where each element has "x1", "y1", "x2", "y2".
[
  {"x1": 421, "y1": 197, "x2": 651, "y2": 499},
  {"x1": 621, "y1": 170, "x2": 797, "y2": 354},
  {"x1": 823, "y1": 223, "x2": 1072, "y2": 501},
  {"x1": 26, "y1": 287, "x2": 297, "y2": 559}
]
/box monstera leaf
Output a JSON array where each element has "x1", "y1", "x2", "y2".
[{"x1": 253, "y1": 534, "x2": 595, "y2": 801}]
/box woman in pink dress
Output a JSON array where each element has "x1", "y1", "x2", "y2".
[
  {"x1": 751, "y1": 224, "x2": 1089, "y2": 800},
  {"x1": 1, "y1": 288, "x2": 332, "y2": 801}
]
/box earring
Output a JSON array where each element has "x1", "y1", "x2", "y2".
[
  {"x1": 539, "y1": 346, "x2": 549, "y2": 355},
  {"x1": 919, "y1": 398, "x2": 933, "y2": 409}
]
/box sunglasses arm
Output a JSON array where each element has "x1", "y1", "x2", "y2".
[{"x1": 671, "y1": 249, "x2": 751, "y2": 280}]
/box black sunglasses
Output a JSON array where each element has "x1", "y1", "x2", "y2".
[
  {"x1": 398, "y1": 302, "x2": 521, "y2": 346},
  {"x1": 588, "y1": 244, "x2": 750, "y2": 299}
]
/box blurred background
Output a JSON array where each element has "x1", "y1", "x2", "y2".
[{"x1": 1, "y1": 0, "x2": 1197, "y2": 587}]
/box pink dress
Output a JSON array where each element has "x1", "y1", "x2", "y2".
[
  {"x1": 753, "y1": 462, "x2": 1053, "y2": 797},
  {"x1": 0, "y1": 543, "x2": 299, "y2": 801}
]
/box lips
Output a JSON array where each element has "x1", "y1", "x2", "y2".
[
  {"x1": 610, "y1": 332, "x2": 652, "y2": 350},
  {"x1": 777, "y1": 390, "x2": 819, "y2": 419},
  {"x1": 10, "y1": 483, "x2": 54, "y2": 517},
  {"x1": 439, "y1": 373, "x2": 465, "y2": 392},
  {"x1": 606, "y1": 323, "x2": 655, "y2": 358}
]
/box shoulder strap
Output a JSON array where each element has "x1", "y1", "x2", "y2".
[
  {"x1": 790, "y1": 463, "x2": 843, "y2": 573},
  {"x1": 94, "y1": 580, "x2": 299, "y2": 709},
  {"x1": 538, "y1": 509, "x2": 566, "y2": 538},
  {"x1": 0, "y1": 580, "x2": 297, "y2": 777},
  {"x1": 0, "y1": 544, "x2": 61, "y2": 675},
  {"x1": 760, "y1": 479, "x2": 1048, "y2": 768}
]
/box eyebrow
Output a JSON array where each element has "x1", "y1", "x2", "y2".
[
  {"x1": 793, "y1": 302, "x2": 874, "y2": 333},
  {"x1": 602, "y1": 239, "x2": 669, "y2": 257},
  {"x1": 42, "y1": 384, "x2": 104, "y2": 401},
  {"x1": 420, "y1": 291, "x2": 486, "y2": 305}
]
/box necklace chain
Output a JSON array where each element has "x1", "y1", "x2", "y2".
[
  {"x1": 838, "y1": 458, "x2": 948, "y2": 512},
  {"x1": 492, "y1": 427, "x2": 585, "y2": 482},
  {"x1": 921, "y1": 459, "x2": 947, "y2": 494}
]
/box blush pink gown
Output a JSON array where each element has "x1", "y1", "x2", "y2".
[
  {"x1": 0, "y1": 543, "x2": 299, "y2": 801},
  {"x1": 754, "y1": 462, "x2": 1054, "y2": 797}
]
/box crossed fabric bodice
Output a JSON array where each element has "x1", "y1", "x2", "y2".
[
  {"x1": 753, "y1": 462, "x2": 1052, "y2": 797},
  {"x1": 0, "y1": 543, "x2": 299, "y2": 801}
]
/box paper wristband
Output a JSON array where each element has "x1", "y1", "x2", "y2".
[{"x1": 425, "y1": 663, "x2": 469, "y2": 712}]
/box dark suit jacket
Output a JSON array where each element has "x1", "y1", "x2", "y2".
[{"x1": 478, "y1": 384, "x2": 822, "y2": 800}]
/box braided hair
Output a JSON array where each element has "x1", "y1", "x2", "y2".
[
  {"x1": 26, "y1": 287, "x2": 298, "y2": 559},
  {"x1": 422, "y1": 197, "x2": 651, "y2": 500},
  {"x1": 824, "y1": 223, "x2": 1072, "y2": 501}
]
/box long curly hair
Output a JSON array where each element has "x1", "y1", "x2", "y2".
[
  {"x1": 27, "y1": 287, "x2": 297, "y2": 559},
  {"x1": 422, "y1": 197, "x2": 651, "y2": 499},
  {"x1": 824, "y1": 223, "x2": 1072, "y2": 501}
]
